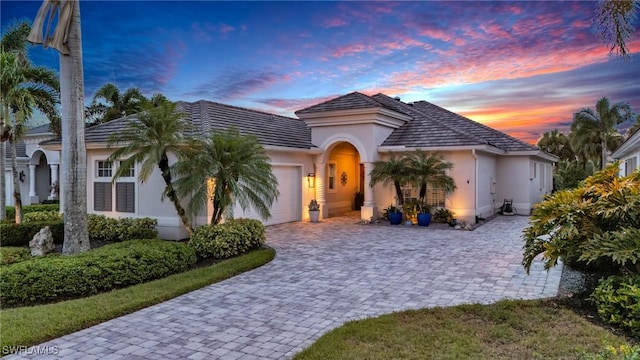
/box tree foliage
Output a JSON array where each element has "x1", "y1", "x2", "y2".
[
  {"x1": 594, "y1": 0, "x2": 639, "y2": 59},
  {"x1": 173, "y1": 128, "x2": 279, "y2": 225},
  {"x1": 107, "y1": 101, "x2": 195, "y2": 235},
  {"x1": 523, "y1": 164, "x2": 640, "y2": 275}
]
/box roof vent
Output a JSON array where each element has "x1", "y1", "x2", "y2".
[
  {"x1": 408, "y1": 102, "x2": 414, "y2": 107},
  {"x1": 394, "y1": 96, "x2": 401, "y2": 101}
]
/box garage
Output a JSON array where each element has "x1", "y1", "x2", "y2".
[{"x1": 232, "y1": 165, "x2": 302, "y2": 225}]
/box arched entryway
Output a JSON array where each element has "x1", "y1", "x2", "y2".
[
  {"x1": 29, "y1": 150, "x2": 58, "y2": 204},
  {"x1": 323, "y1": 142, "x2": 363, "y2": 217}
]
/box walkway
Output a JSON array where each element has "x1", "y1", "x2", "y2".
[{"x1": 8, "y1": 215, "x2": 562, "y2": 360}]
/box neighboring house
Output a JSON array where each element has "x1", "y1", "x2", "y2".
[
  {"x1": 611, "y1": 128, "x2": 640, "y2": 176},
  {"x1": 12, "y1": 92, "x2": 556, "y2": 239}
]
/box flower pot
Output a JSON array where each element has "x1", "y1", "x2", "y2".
[
  {"x1": 417, "y1": 213, "x2": 432, "y2": 227},
  {"x1": 309, "y1": 210, "x2": 320, "y2": 223},
  {"x1": 449, "y1": 219, "x2": 458, "y2": 227},
  {"x1": 388, "y1": 212, "x2": 403, "y2": 225}
]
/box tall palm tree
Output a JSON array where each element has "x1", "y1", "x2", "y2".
[
  {"x1": 86, "y1": 83, "x2": 146, "y2": 125},
  {"x1": 173, "y1": 128, "x2": 279, "y2": 225},
  {"x1": 626, "y1": 114, "x2": 640, "y2": 138},
  {"x1": 29, "y1": 0, "x2": 90, "y2": 254},
  {"x1": 1, "y1": 22, "x2": 60, "y2": 223},
  {"x1": 570, "y1": 97, "x2": 630, "y2": 170},
  {"x1": 537, "y1": 129, "x2": 575, "y2": 161},
  {"x1": 107, "y1": 101, "x2": 195, "y2": 235},
  {"x1": 369, "y1": 155, "x2": 410, "y2": 206},
  {"x1": 405, "y1": 151, "x2": 456, "y2": 212}
]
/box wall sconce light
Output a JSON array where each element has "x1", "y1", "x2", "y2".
[
  {"x1": 307, "y1": 172, "x2": 315, "y2": 188},
  {"x1": 19, "y1": 171, "x2": 25, "y2": 183}
]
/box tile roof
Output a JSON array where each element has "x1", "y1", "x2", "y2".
[
  {"x1": 295, "y1": 92, "x2": 397, "y2": 115},
  {"x1": 27, "y1": 124, "x2": 53, "y2": 135},
  {"x1": 373, "y1": 94, "x2": 538, "y2": 152},
  {"x1": 44, "y1": 100, "x2": 314, "y2": 149}
]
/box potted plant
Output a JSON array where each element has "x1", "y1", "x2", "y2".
[
  {"x1": 384, "y1": 204, "x2": 403, "y2": 225},
  {"x1": 308, "y1": 199, "x2": 320, "y2": 223},
  {"x1": 417, "y1": 203, "x2": 432, "y2": 227}
]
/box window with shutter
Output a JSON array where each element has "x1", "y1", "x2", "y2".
[
  {"x1": 116, "y1": 182, "x2": 135, "y2": 213},
  {"x1": 94, "y1": 182, "x2": 112, "y2": 211}
]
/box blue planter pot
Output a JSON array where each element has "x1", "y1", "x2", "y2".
[
  {"x1": 417, "y1": 213, "x2": 432, "y2": 227},
  {"x1": 388, "y1": 212, "x2": 403, "y2": 225}
]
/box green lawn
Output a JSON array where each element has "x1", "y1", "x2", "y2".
[
  {"x1": 294, "y1": 299, "x2": 633, "y2": 360},
  {"x1": 0, "y1": 247, "x2": 275, "y2": 349}
]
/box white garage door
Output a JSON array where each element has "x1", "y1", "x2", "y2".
[{"x1": 232, "y1": 165, "x2": 301, "y2": 225}]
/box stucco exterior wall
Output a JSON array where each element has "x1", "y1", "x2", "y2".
[
  {"x1": 476, "y1": 152, "x2": 498, "y2": 219},
  {"x1": 496, "y1": 156, "x2": 552, "y2": 215}
]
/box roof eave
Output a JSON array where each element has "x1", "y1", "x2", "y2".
[
  {"x1": 507, "y1": 150, "x2": 559, "y2": 162},
  {"x1": 378, "y1": 144, "x2": 505, "y2": 154}
]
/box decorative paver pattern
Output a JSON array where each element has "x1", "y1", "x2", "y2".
[{"x1": 7, "y1": 215, "x2": 561, "y2": 359}]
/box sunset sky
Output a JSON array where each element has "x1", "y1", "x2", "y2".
[{"x1": 2, "y1": 1, "x2": 639, "y2": 143}]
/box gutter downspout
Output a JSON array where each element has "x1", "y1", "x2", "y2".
[{"x1": 472, "y1": 149, "x2": 478, "y2": 223}]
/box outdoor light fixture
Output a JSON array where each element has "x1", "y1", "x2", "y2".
[
  {"x1": 19, "y1": 171, "x2": 25, "y2": 183},
  {"x1": 307, "y1": 172, "x2": 315, "y2": 188}
]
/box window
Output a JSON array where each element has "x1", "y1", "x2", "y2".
[
  {"x1": 327, "y1": 163, "x2": 336, "y2": 192},
  {"x1": 401, "y1": 184, "x2": 445, "y2": 208},
  {"x1": 97, "y1": 161, "x2": 112, "y2": 177},
  {"x1": 119, "y1": 161, "x2": 135, "y2": 178},
  {"x1": 626, "y1": 157, "x2": 638, "y2": 176},
  {"x1": 94, "y1": 182, "x2": 112, "y2": 211},
  {"x1": 116, "y1": 182, "x2": 135, "y2": 212}
]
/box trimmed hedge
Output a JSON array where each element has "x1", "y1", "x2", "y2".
[
  {"x1": 23, "y1": 211, "x2": 63, "y2": 223},
  {"x1": 5, "y1": 204, "x2": 60, "y2": 220},
  {"x1": 0, "y1": 247, "x2": 31, "y2": 265},
  {"x1": 87, "y1": 215, "x2": 158, "y2": 243},
  {"x1": 189, "y1": 219, "x2": 265, "y2": 260},
  {"x1": 0, "y1": 240, "x2": 197, "y2": 307},
  {"x1": 0, "y1": 222, "x2": 64, "y2": 246},
  {"x1": 591, "y1": 275, "x2": 640, "y2": 338},
  {"x1": 0, "y1": 215, "x2": 158, "y2": 246}
]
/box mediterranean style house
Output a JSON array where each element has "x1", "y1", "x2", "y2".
[
  {"x1": 612, "y1": 128, "x2": 640, "y2": 177},
  {"x1": 5, "y1": 92, "x2": 557, "y2": 239}
]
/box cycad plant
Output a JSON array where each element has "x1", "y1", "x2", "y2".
[{"x1": 369, "y1": 155, "x2": 410, "y2": 205}]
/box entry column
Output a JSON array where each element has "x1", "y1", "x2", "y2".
[
  {"x1": 361, "y1": 162, "x2": 376, "y2": 221},
  {"x1": 49, "y1": 164, "x2": 59, "y2": 200},
  {"x1": 314, "y1": 162, "x2": 327, "y2": 219},
  {"x1": 29, "y1": 164, "x2": 38, "y2": 203}
]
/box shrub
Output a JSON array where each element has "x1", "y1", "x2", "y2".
[
  {"x1": 23, "y1": 211, "x2": 63, "y2": 223},
  {"x1": 5, "y1": 204, "x2": 60, "y2": 220},
  {"x1": 591, "y1": 276, "x2": 640, "y2": 338},
  {"x1": 87, "y1": 215, "x2": 158, "y2": 243},
  {"x1": 0, "y1": 240, "x2": 196, "y2": 307},
  {"x1": 433, "y1": 208, "x2": 454, "y2": 223},
  {"x1": 523, "y1": 164, "x2": 640, "y2": 274},
  {"x1": 0, "y1": 222, "x2": 64, "y2": 247},
  {"x1": 190, "y1": 219, "x2": 265, "y2": 259},
  {"x1": 579, "y1": 344, "x2": 640, "y2": 360},
  {"x1": 0, "y1": 247, "x2": 31, "y2": 265}
]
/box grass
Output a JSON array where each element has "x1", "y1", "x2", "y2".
[
  {"x1": 294, "y1": 299, "x2": 634, "y2": 360},
  {"x1": 0, "y1": 247, "x2": 275, "y2": 349}
]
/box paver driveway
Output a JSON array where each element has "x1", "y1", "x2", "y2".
[{"x1": 8, "y1": 215, "x2": 561, "y2": 360}]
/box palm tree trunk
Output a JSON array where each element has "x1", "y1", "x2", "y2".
[
  {"x1": 394, "y1": 181, "x2": 404, "y2": 205},
  {"x1": 159, "y1": 152, "x2": 193, "y2": 236},
  {"x1": 9, "y1": 135, "x2": 22, "y2": 223},
  {"x1": 60, "y1": 1, "x2": 89, "y2": 254},
  {"x1": 601, "y1": 138, "x2": 607, "y2": 170},
  {"x1": 0, "y1": 117, "x2": 6, "y2": 221}
]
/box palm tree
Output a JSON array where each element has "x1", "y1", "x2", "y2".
[
  {"x1": 405, "y1": 151, "x2": 456, "y2": 212},
  {"x1": 107, "y1": 101, "x2": 195, "y2": 235},
  {"x1": 536, "y1": 129, "x2": 575, "y2": 161},
  {"x1": 29, "y1": 0, "x2": 90, "y2": 254},
  {"x1": 173, "y1": 128, "x2": 279, "y2": 225},
  {"x1": 570, "y1": 97, "x2": 630, "y2": 170},
  {"x1": 86, "y1": 83, "x2": 146, "y2": 125},
  {"x1": 1, "y1": 22, "x2": 60, "y2": 223},
  {"x1": 369, "y1": 155, "x2": 410, "y2": 206},
  {"x1": 626, "y1": 114, "x2": 640, "y2": 138}
]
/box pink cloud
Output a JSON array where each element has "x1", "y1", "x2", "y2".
[
  {"x1": 220, "y1": 24, "x2": 234, "y2": 34},
  {"x1": 323, "y1": 17, "x2": 349, "y2": 28}
]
